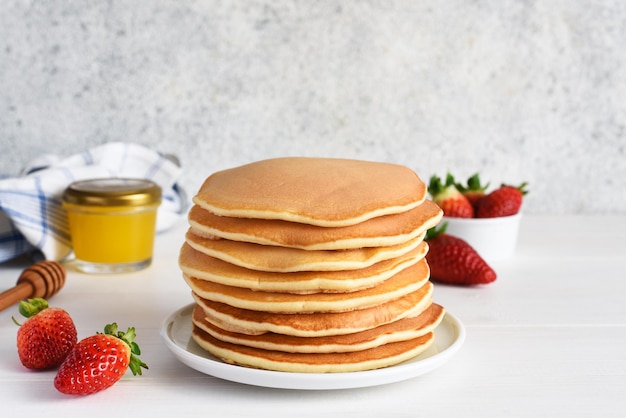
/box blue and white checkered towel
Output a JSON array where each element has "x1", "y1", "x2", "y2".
[{"x1": 0, "y1": 142, "x2": 186, "y2": 263}]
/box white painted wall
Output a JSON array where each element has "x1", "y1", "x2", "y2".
[{"x1": 1, "y1": 1, "x2": 624, "y2": 214}]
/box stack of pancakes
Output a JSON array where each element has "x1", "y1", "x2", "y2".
[{"x1": 179, "y1": 157, "x2": 445, "y2": 373}]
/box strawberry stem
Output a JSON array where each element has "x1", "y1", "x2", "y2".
[
  {"x1": 13, "y1": 298, "x2": 50, "y2": 326},
  {"x1": 100, "y1": 323, "x2": 148, "y2": 376},
  {"x1": 425, "y1": 222, "x2": 448, "y2": 241},
  {"x1": 514, "y1": 182, "x2": 529, "y2": 195},
  {"x1": 428, "y1": 173, "x2": 457, "y2": 196},
  {"x1": 457, "y1": 173, "x2": 489, "y2": 193},
  {"x1": 18, "y1": 298, "x2": 49, "y2": 318}
]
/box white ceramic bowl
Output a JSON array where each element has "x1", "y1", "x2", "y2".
[{"x1": 442, "y1": 213, "x2": 522, "y2": 262}]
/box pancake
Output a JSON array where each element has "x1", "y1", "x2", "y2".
[
  {"x1": 179, "y1": 241, "x2": 428, "y2": 293},
  {"x1": 188, "y1": 200, "x2": 442, "y2": 250},
  {"x1": 185, "y1": 229, "x2": 425, "y2": 273},
  {"x1": 192, "y1": 157, "x2": 427, "y2": 227},
  {"x1": 184, "y1": 258, "x2": 430, "y2": 313},
  {"x1": 191, "y1": 325, "x2": 435, "y2": 373},
  {"x1": 192, "y1": 281, "x2": 433, "y2": 337},
  {"x1": 180, "y1": 158, "x2": 445, "y2": 374},
  {"x1": 192, "y1": 303, "x2": 444, "y2": 353}
]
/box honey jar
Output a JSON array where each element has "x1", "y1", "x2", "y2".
[{"x1": 62, "y1": 178, "x2": 162, "y2": 273}]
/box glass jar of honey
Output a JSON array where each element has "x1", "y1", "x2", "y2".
[{"x1": 62, "y1": 178, "x2": 162, "y2": 273}]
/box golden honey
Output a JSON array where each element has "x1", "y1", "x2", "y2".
[{"x1": 62, "y1": 178, "x2": 161, "y2": 273}]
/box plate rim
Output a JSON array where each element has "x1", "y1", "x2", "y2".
[{"x1": 160, "y1": 303, "x2": 465, "y2": 390}]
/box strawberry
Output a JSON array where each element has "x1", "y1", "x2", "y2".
[
  {"x1": 425, "y1": 223, "x2": 496, "y2": 286},
  {"x1": 14, "y1": 298, "x2": 77, "y2": 370},
  {"x1": 54, "y1": 323, "x2": 148, "y2": 395},
  {"x1": 455, "y1": 173, "x2": 490, "y2": 208},
  {"x1": 475, "y1": 182, "x2": 528, "y2": 218},
  {"x1": 428, "y1": 173, "x2": 474, "y2": 218}
]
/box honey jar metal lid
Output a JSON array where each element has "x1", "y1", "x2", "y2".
[{"x1": 62, "y1": 178, "x2": 162, "y2": 207}]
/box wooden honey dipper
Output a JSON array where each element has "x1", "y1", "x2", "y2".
[{"x1": 0, "y1": 261, "x2": 66, "y2": 312}]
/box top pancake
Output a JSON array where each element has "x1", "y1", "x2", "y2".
[
  {"x1": 193, "y1": 157, "x2": 427, "y2": 227},
  {"x1": 188, "y1": 200, "x2": 442, "y2": 250}
]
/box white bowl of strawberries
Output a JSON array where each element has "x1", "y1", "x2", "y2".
[{"x1": 428, "y1": 173, "x2": 527, "y2": 262}]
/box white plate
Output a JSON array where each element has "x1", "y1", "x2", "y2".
[{"x1": 160, "y1": 304, "x2": 465, "y2": 390}]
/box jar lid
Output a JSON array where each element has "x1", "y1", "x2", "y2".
[{"x1": 63, "y1": 178, "x2": 162, "y2": 207}]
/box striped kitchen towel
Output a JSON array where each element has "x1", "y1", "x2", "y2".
[{"x1": 0, "y1": 142, "x2": 186, "y2": 263}]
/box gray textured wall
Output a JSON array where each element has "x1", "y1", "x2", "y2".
[{"x1": 1, "y1": 1, "x2": 625, "y2": 214}]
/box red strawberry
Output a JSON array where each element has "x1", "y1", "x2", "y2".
[
  {"x1": 428, "y1": 173, "x2": 474, "y2": 218},
  {"x1": 54, "y1": 323, "x2": 148, "y2": 395},
  {"x1": 425, "y1": 224, "x2": 496, "y2": 286},
  {"x1": 14, "y1": 298, "x2": 77, "y2": 370},
  {"x1": 455, "y1": 173, "x2": 490, "y2": 208},
  {"x1": 475, "y1": 182, "x2": 528, "y2": 218}
]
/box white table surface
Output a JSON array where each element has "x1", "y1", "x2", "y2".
[{"x1": 1, "y1": 215, "x2": 625, "y2": 417}]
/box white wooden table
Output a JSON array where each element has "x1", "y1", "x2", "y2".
[{"x1": 1, "y1": 215, "x2": 625, "y2": 417}]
